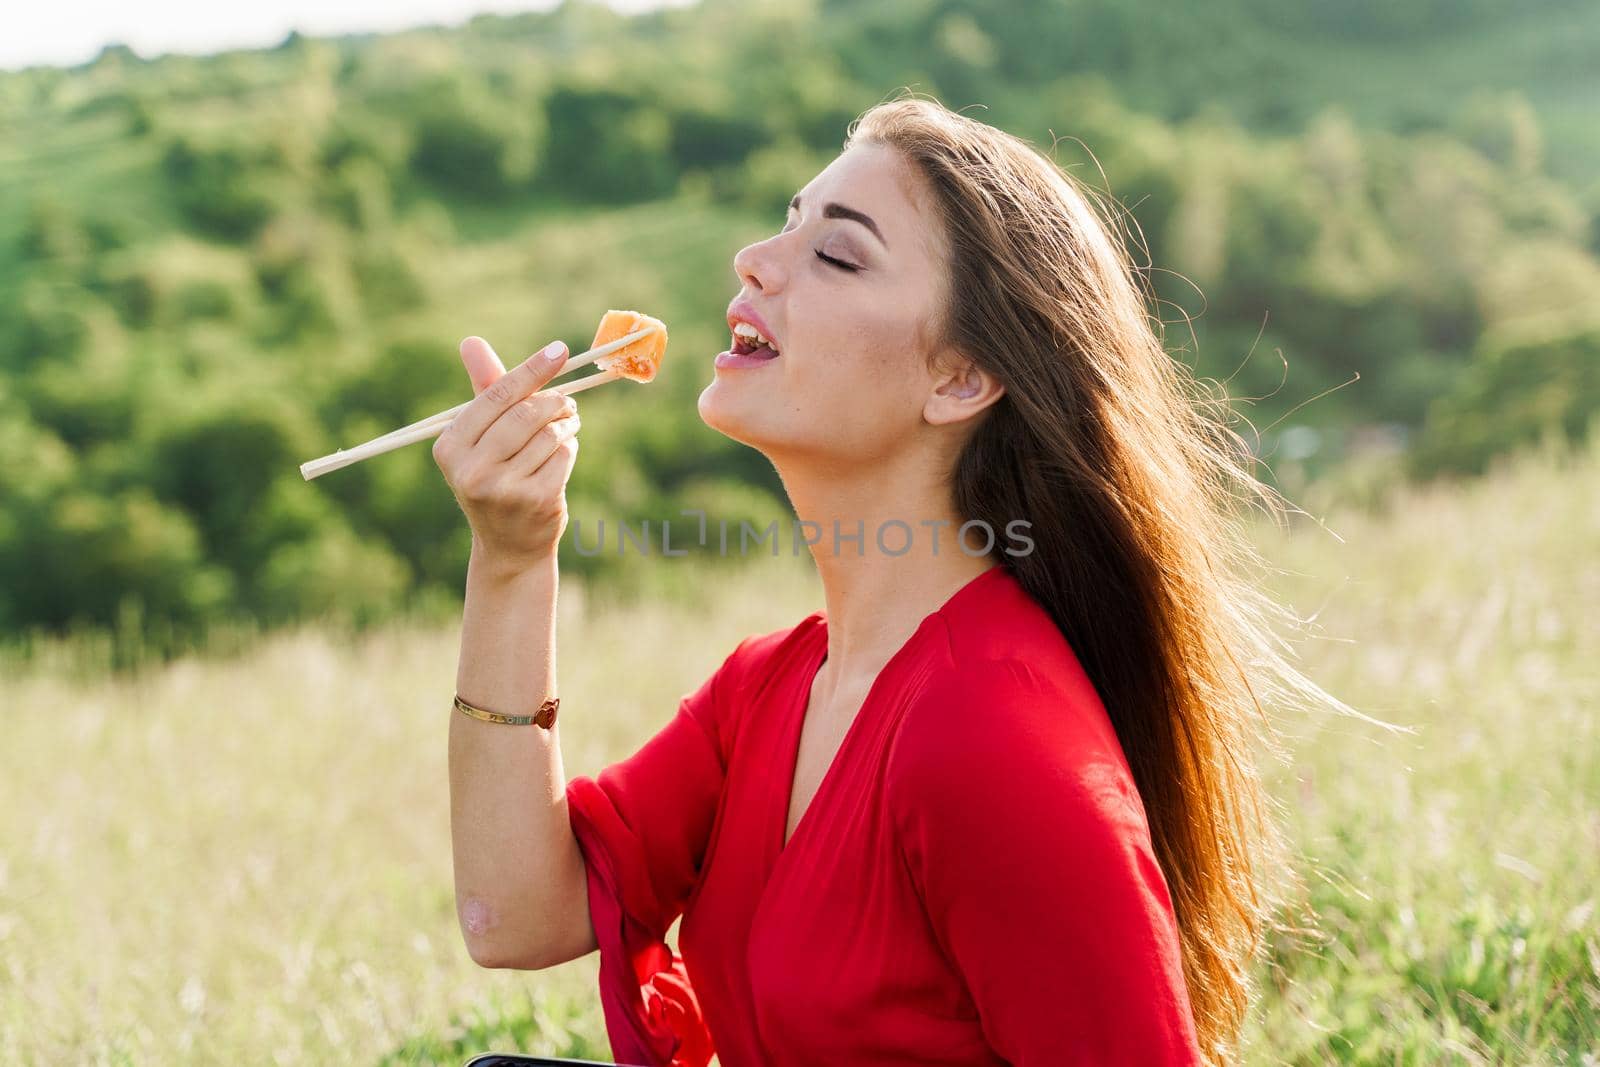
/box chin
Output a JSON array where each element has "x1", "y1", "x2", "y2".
[{"x1": 697, "y1": 378, "x2": 765, "y2": 447}]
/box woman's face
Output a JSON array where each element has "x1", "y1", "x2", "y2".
[{"x1": 699, "y1": 142, "x2": 978, "y2": 470}]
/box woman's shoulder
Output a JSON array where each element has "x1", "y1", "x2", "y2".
[
  {"x1": 888, "y1": 566, "x2": 1142, "y2": 826},
  {"x1": 682, "y1": 610, "x2": 824, "y2": 749},
  {"x1": 715, "y1": 610, "x2": 825, "y2": 696},
  {"x1": 916, "y1": 564, "x2": 1110, "y2": 728},
  {"x1": 925, "y1": 564, "x2": 1096, "y2": 696}
]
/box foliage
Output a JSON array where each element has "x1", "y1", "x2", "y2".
[
  {"x1": 1411, "y1": 324, "x2": 1600, "y2": 478},
  {"x1": 406, "y1": 75, "x2": 542, "y2": 199},
  {"x1": 161, "y1": 133, "x2": 290, "y2": 242},
  {"x1": 0, "y1": 0, "x2": 1597, "y2": 639},
  {"x1": 540, "y1": 83, "x2": 679, "y2": 204}
]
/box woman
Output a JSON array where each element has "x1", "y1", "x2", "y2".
[{"x1": 434, "y1": 97, "x2": 1328, "y2": 1065}]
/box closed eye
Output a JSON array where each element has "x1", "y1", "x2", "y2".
[{"x1": 815, "y1": 249, "x2": 860, "y2": 273}]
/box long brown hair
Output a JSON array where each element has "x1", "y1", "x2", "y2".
[{"x1": 848, "y1": 94, "x2": 1349, "y2": 1062}]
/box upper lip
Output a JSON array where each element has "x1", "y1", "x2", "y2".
[{"x1": 726, "y1": 298, "x2": 780, "y2": 351}]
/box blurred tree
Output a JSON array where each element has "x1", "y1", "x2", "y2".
[
  {"x1": 1412, "y1": 324, "x2": 1600, "y2": 477},
  {"x1": 733, "y1": 138, "x2": 830, "y2": 217},
  {"x1": 19, "y1": 197, "x2": 92, "y2": 264},
  {"x1": 322, "y1": 156, "x2": 395, "y2": 233},
  {"x1": 327, "y1": 335, "x2": 463, "y2": 429},
  {"x1": 20, "y1": 325, "x2": 138, "y2": 448},
  {"x1": 161, "y1": 134, "x2": 287, "y2": 241},
  {"x1": 238, "y1": 474, "x2": 414, "y2": 624},
  {"x1": 2, "y1": 281, "x2": 96, "y2": 371},
  {"x1": 254, "y1": 518, "x2": 410, "y2": 626},
  {"x1": 350, "y1": 239, "x2": 425, "y2": 314},
  {"x1": 83, "y1": 214, "x2": 135, "y2": 253},
  {"x1": 319, "y1": 110, "x2": 409, "y2": 173},
  {"x1": 541, "y1": 84, "x2": 678, "y2": 203},
  {"x1": 407, "y1": 74, "x2": 541, "y2": 198},
  {"x1": 2, "y1": 0, "x2": 1598, "y2": 644},
  {"x1": 174, "y1": 279, "x2": 240, "y2": 322},
  {"x1": 148, "y1": 394, "x2": 321, "y2": 582},
  {"x1": 0, "y1": 487, "x2": 233, "y2": 632},
  {"x1": 250, "y1": 214, "x2": 358, "y2": 343},
  {"x1": 92, "y1": 259, "x2": 160, "y2": 328},
  {"x1": 669, "y1": 105, "x2": 770, "y2": 172},
  {"x1": 925, "y1": 10, "x2": 999, "y2": 105},
  {"x1": 1455, "y1": 91, "x2": 1544, "y2": 176},
  {"x1": 351, "y1": 445, "x2": 463, "y2": 588}
]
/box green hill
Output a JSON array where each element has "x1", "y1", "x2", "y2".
[{"x1": 2, "y1": 0, "x2": 1597, "y2": 641}]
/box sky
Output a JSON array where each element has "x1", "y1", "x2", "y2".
[{"x1": 4, "y1": 0, "x2": 686, "y2": 71}]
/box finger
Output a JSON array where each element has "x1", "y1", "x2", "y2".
[
  {"x1": 459, "y1": 336, "x2": 508, "y2": 396},
  {"x1": 452, "y1": 339, "x2": 569, "y2": 447},
  {"x1": 508, "y1": 411, "x2": 582, "y2": 476},
  {"x1": 525, "y1": 434, "x2": 580, "y2": 497},
  {"x1": 480, "y1": 391, "x2": 578, "y2": 463}
]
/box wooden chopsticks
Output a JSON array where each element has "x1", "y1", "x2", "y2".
[{"x1": 298, "y1": 326, "x2": 657, "y2": 481}]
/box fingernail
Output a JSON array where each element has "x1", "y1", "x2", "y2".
[{"x1": 540, "y1": 341, "x2": 567, "y2": 364}]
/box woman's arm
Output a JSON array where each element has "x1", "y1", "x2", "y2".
[
  {"x1": 449, "y1": 545, "x2": 595, "y2": 969},
  {"x1": 433, "y1": 335, "x2": 594, "y2": 970}
]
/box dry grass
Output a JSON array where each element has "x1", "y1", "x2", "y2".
[{"x1": 2, "y1": 440, "x2": 1596, "y2": 1064}]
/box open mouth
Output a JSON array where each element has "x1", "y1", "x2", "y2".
[{"x1": 731, "y1": 321, "x2": 781, "y2": 359}]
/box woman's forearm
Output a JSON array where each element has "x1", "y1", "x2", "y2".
[{"x1": 448, "y1": 540, "x2": 595, "y2": 968}]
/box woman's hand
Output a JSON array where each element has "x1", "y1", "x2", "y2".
[{"x1": 433, "y1": 336, "x2": 581, "y2": 576}]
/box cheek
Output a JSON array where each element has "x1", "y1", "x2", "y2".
[
  {"x1": 791, "y1": 308, "x2": 913, "y2": 387},
  {"x1": 785, "y1": 328, "x2": 929, "y2": 437},
  {"x1": 812, "y1": 314, "x2": 926, "y2": 398}
]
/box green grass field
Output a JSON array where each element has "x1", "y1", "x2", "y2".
[{"x1": 2, "y1": 438, "x2": 1596, "y2": 1064}]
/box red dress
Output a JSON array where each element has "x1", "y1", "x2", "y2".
[{"x1": 565, "y1": 563, "x2": 1202, "y2": 1066}]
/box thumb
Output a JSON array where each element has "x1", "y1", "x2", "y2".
[{"x1": 459, "y1": 336, "x2": 507, "y2": 395}]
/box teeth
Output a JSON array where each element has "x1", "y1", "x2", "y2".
[{"x1": 732, "y1": 321, "x2": 773, "y2": 347}]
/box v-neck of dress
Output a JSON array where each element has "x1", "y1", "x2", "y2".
[
  {"x1": 777, "y1": 626, "x2": 831, "y2": 855},
  {"x1": 771, "y1": 564, "x2": 1006, "y2": 864}
]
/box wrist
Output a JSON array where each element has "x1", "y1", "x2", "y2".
[{"x1": 469, "y1": 538, "x2": 559, "y2": 587}]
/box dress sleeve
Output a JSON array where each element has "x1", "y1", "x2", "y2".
[
  {"x1": 888, "y1": 657, "x2": 1204, "y2": 1066},
  {"x1": 564, "y1": 636, "x2": 753, "y2": 1067}
]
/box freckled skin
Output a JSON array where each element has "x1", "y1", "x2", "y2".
[{"x1": 461, "y1": 897, "x2": 496, "y2": 937}]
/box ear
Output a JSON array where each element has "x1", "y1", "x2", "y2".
[{"x1": 924, "y1": 347, "x2": 1005, "y2": 427}]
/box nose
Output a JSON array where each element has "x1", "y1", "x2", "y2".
[{"x1": 732, "y1": 233, "x2": 786, "y2": 295}]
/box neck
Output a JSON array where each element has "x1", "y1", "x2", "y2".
[{"x1": 775, "y1": 448, "x2": 997, "y2": 697}]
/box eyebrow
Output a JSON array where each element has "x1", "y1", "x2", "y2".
[{"x1": 789, "y1": 194, "x2": 889, "y2": 250}]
